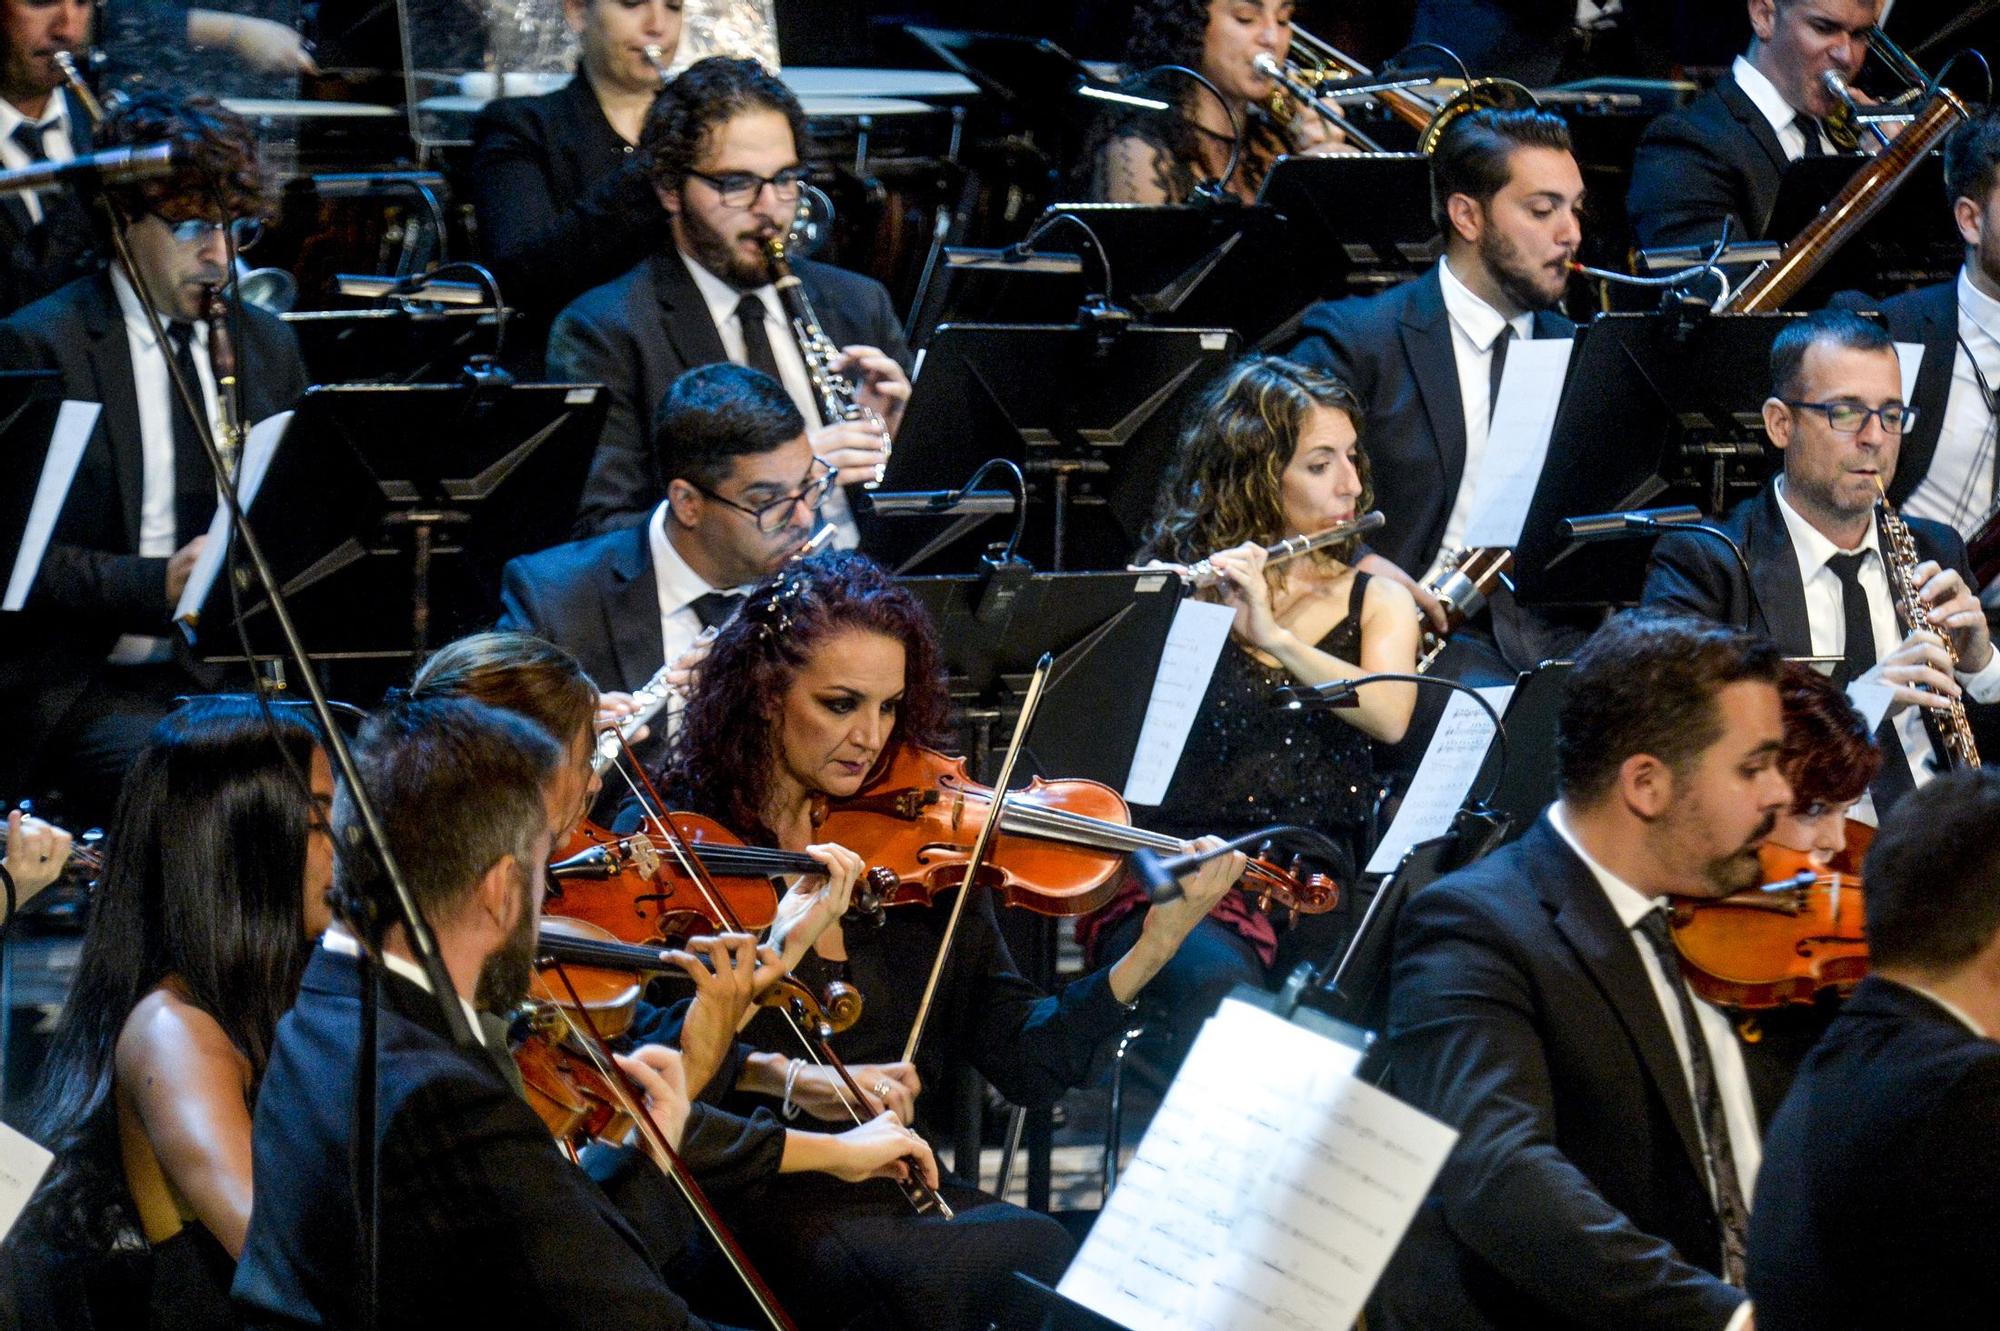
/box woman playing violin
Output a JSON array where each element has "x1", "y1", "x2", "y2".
[
  {"x1": 1079, "y1": 354, "x2": 1420, "y2": 1061},
  {"x1": 655, "y1": 550, "x2": 1242, "y2": 1331},
  {"x1": 10, "y1": 697, "x2": 332, "y2": 1330}
]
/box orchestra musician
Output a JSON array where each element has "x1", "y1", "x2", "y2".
[
  {"x1": 1082, "y1": 0, "x2": 1347, "y2": 205},
  {"x1": 1076, "y1": 355, "x2": 1418, "y2": 1060},
  {"x1": 467, "y1": 0, "x2": 682, "y2": 363},
  {"x1": 1377, "y1": 610, "x2": 1784, "y2": 1331},
  {"x1": 1284, "y1": 106, "x2": 1583, "y2": 673},
  {"x1": 647, "y1": 550, "x2": 1243, "y2": 1331},
  {"x1": 1, "y1": 807, "x2": 76, "y2": 922},
  {"x1": 0, "y1": 92, "x2": 307, "y2": 824},
  {"x1": 1746, "y1": 767, "x2": 2000, "y2": 1330},
  {"x1": 1626, "y1": 0, "x2": 1881, "y2": 250},
  {"x1": 1404, "y1": 0, "x2": 1674, "y2": 85},
  {"x1": 549, "y1": 56, "x2": 910, "y2": 545},
  {"x1": 230, "y1": 696, "x2": 720, "y2": 1330},
  {"x1": 8, "y1": 697, "x2": 332, "y2": 1329},
  {"x1": 1642, "y1": 310, "x2": 2000, "y2": 817},
  {"x1": 0, "y1": 0, "x2": 96, "y2": 316}
]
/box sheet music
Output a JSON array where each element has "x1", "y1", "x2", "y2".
[
  {"x1": 3, "y1": 400, "x2": 101, "y2": 612},
  {"x1": 1462, "y1": 339, "x2": 1575, "y2": 549},
  {"x1": 173, "y1": 411, "x2": 294, "y2": 631},
  {"x1": 0, "y1": 1121, "x2": 52, "y2": 1243},
  {"x1": 1846, "y1": 668, "x2": 1894, "y2": 732},
  {"x1": 1059, "y1": 998, "x2": 1457, "y2": 1331},
  {"x1": 1894, "y1": 342, "x2": 1922, "y2": 404},
  {"x1": 1366, "y1": 685, "x2": 1515, "y2": 874},
  {"x1": 1123, "y1": 597, "x2": 1237, "y2": 805}
]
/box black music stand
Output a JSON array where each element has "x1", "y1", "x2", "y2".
[
  {"x1": 186, "y1": 379, "x2": 608, "y2": 664},
  {"x1": 1763, "y1": 151, "x2": 1961, "y2": 303},
  {"x1": 1512, "y1": 311, "x2": 1803, "y2": 609},
  {"x1": 886, "y1": 322, "x2": 1239, "y2": 571},
  {"x1": 1255, "y1": 153, "x2": 1438, "y2": 298}
]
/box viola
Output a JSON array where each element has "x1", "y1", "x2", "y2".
[
  {"x1": 1669, "y1": 840, "x2": 1869, "y2": 1011},
  {"x1": 817, "y1": 745, "x2": 1339, "y2": 919}
]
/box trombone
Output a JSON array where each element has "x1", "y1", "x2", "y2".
[{"x1": 1268, "y1": 27, "x2": 1536, "y2": 155}]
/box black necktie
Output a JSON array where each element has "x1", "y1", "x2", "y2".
[
  {"x1": 1825, "y1": 549, "x2": 1918, "y2": 809},
  {"x1": 165, "y1": 322, "x2": 216, "y2": 544},
  {"x1": 10, "y1": 120, "x2": 51, "y2": 163},
  {"x1": 689, "y1": 590, "x2": 743, "y2": 632},
  {"x1": 1633, "y1": 908, "x2": 1750, "y2": 1287},
  {"x1": 1795, "y1": 113, "x2": 1827, "y2": 158},
  {"x1": 735, "y1": 295, "x2": 783, "y2": 384},
  {"x1": 1488, "y1": 324, "x2": 1515, "y2": 418}
]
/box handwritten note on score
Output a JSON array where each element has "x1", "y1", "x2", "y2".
[
  {"x1": 1367, "y1": 685, "x2": 1514, "y2": 874},
  {"x1": 1123, "y1": 597, "x2": 1237, "y2": 806},
  {"x1": 1060, "y1": 999, "x2": 1456, "y2": 1331},
  {"x1": 1463, "y1": 338, "x2": 1575, "y2": 550}
]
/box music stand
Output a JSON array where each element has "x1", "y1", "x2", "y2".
[
  {"x1": 0, "y1": 370, "x2": 65, "y2": 604},
  {"x1": 886, "y1": 322, "x2": 1240, "y2": 571},
  {"x1": 1255, "y1": 154, "x2": 1438, "y2": 300},
  {"x1": 1763, "y1": 151, "x2": 1961, "y2": 303},
  {"x1": 1511, "y1": 311, "x2": 1802, "y2": 609},
  {"x1": 187, "y1": 379, "x2": 608, "y2": 663}
]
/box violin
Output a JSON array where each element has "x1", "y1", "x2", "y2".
[
  {"x1": 817, "y1": 745, "x2": 1339, "y2": 919},
  {"x1": 1669, "y1": 839, "x2": 1870, "y2": 1011}
]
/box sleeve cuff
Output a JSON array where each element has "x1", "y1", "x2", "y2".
[
  {"x1": 1724, "y1": 1300, "x2": 1754, "y2": 1331},
  {"x1": 1957, "y1": 643, "x2": 2000, "y2": 703}
]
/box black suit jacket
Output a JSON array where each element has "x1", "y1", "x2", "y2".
[
  {"x1": 1284, "y1": 264, "x2": 1574, "y2": 576},
  {"x1": 549, "y1": 250, "x2": 912, "y2": 537},
  {"x1": 1374, "y1": 815, "x2": 1745, "y2": 1331},
  {"x1": 231, "y1": 946, "x2": 713, "y2": 1330},
  {"x1": 1406, "y1": 0, "x2": 1670, "y2": 84},
  {"x1": 0, "y1": 272, "x2": 308, "y2": 795},
  {"x1": 497, "y1": 522, "x2": 665, "y2": 695},
  {"x1": 467, "y1": 72, "x2": 670, "y2": 342},
  {"x1": 0, "y1": 90, "x2": 97, "y2": 318},
  {"x1": 1628, "y1": 72, "x2": 1789, "y2": 249},
  {"x1": 1747, "y1": 976, "x2": 2000, "y2": 1330}
]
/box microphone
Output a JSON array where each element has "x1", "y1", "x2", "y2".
[
  {"x1": 1132, "y1": 824, "x2": 1349, "y2": 904},
  {"x1": 1561, "y1": 505, "x2": 1704, "y2": 540},
  {"x1": 0, "y1": 141, "x2": 176, "y2": 196},
  {"x1": 861, "y1": 489, "x2": 1015, "y2": 517}
]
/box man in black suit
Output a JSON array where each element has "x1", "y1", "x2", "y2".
[
  {"x1": 231, "y1": 695, "x2": 723, "y2": 1330},
  {"x1": 1627, "y1": 0, "x2": 1880, "y2": 249},
  {"x1": 1747, "y1": 766, "x2": 2000, "y2": 1329},
  {"x1": 0, "y1": 0, "x2": 97, "y2": 316},
  {"x1": 1643, "y1": 310, "x2": 1999, "y2": 817},
  {"x1": 550, "y1": 56, "x2": 911, "y2": 541},
  {"x1": 0, "y1": 93, "x2": 307, "y2": 819},
  {"x1": 467, "y1": 0, "x2": 680, "y2": 366},
  {"x1": 1405, "y1": 0, "x2": 1672, "y2": 85},
  {"x1": 1285, "y1": 106, "x2": 1581, "y2": 670},
  {"x1": 1378, "y1": 611, "x2": 1787, "y2": 1330}
]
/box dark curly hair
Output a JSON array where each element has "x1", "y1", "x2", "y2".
[
  {"x1": 97, "y1": 91, "x2": 273, "y2": 224},
  {"x1": 641, "y1": 55, "x2": 807, "y2": 192},
  {"x1": 1142, "y1": 355, "x2": 1372, "y2": 580},
  {"x1": 662, "y1": 550, "x2": 950, "y2": 845},
  {"x1": 1777, "y1": 660, "x2": 1880, "y2": 812}
]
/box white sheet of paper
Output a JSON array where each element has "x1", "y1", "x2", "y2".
[
  {"x1": 0, "y1": 1121, "x2": 52, "y2": 1243},
  {"x1": 4, "y1": 400, "x2": 102, "y2": 612},
  {"x1": 1895, "y1": 342, "x2": 1923, "y2": 404},
  {"x1": 1846, "y1": 668, "x2": 1895, "y2": 732},
  {"x1": 1124, "y1": 596, "x2": 1238, "y2": 805},
  {"x1": 1367, "y1": 685, "x2": 1515, "y2": 874},
  {"x1": 1059, "y1": 998, "x2": 1457, "y2": 1331},
  {"x1": 1462, "y1": 339, "x2": 1575, "y2": 549},
  {"x1": 172, "y1": 412, "x2": 294, "y2": 631}
]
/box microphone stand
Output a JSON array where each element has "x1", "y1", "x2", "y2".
[
  {"x1": 1130, "y1": 823, "x2": 1353, "y2": 904},
  {"x1": 1560, "y1": 506, "x2": 1764, "y2": 635}
]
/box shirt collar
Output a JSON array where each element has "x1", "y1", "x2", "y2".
[
  {"x1": 1957, "y1": 267, "x2": 2000, "y2": 347},
  {"x1": 1547, "y1": 801, "x2": 1665, "y2": 930},
  {"x1": 0, "y1": 91, "x2": 67, "y2": 142},
  {"x1": 110, "y1": 267, "x2": 207, "y2": 352},
  {"x1": 1733, "y1": 54, "x2": 1802, "y2": 140},
  {"x1": 1438, "y1": 254, "x2": 1532, "y2": 353},
  {"x1": 1773, "y1": 474, "x2": 1880, "y2": 587},
  {"x1": 321, "y1": 924, "x2": 488, "y2": 1046},
  {"x1": 678, "y1": 245, "x2": 776, "y2": 330},
  {"x1": 647, "y1": 499, "x2": 728, "y2": 617}
]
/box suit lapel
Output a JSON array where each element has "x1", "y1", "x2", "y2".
[
  {"x1": 1718, "y1": 75, "x2": 1790, "y2": 195},
  {"x1": 600, "y1": 525, "x2": 665, "y2": 689},
  {"x1": 80, "y1": 278, "x2": 148, "y2": 545},
  {"x1": 1888, "y1": 284, "x2": 1958, "y2": 506},
  {"x1": 650, "y1": 252, "x2": 731, "y2": 376},
  {"x1": 1400, "y1": 269, "x2": 1468, "y2": 494},
  {"x1": 1746, "y1": 488, "x2": 1812, "y2": 647}
]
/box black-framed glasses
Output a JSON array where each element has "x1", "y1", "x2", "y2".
[
  {"x1": 157, "y1": 214, "x2": 264, "y2": 252},
  {"x1": 1782, "y1": 399, "x2": 1918, "y2": 435},
  {"x1": 691, "y1": 456, "x2": 835, "y2": 533},
  {"x1": 686, "y1": 165, "x2": 812, "y2": 209}
]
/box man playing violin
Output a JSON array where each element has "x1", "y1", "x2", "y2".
[{"x1": 1377, "y1": 610, "x2": 1787, "y2": 1331}]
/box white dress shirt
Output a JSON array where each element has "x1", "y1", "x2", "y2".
[
  {"x1": 1904, "y1": 267, "x2": 2000, "y2": 534},
  {"x1": 1772, "y1": 478, "x2": 2000, "y2": 817},
  {"x1": 1428, "y1": 255, "x2": 1535, "y2": 582},
  {"x1": 644, "y1": 500, "x2": 754, "y2": 743},
  {"x1": 322, "y1": 924, "x2": 487, "y2": 1046},
  {"x1": 0, "y1": 92, "x2": 76, "y2": 225},
  {"x1": 1732, "y1": 55, "x2": 1821, "y2": 161},
  {"x1": 677, "y1": 249, "x2": 859, "y2": 548},
  {"x1": 106, "y1": 268, "x2": 221, "y2": 665}
]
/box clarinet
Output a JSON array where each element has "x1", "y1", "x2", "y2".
[
  {"x1": 1877, "y1": 485, "x2": 1981, "y2": 769},
  {"x1": 203, "y1": 286, "x2": 247, "y2": 481},
  {"x1": 763, "y1": 234, "x2": 889, "y2": 488}
]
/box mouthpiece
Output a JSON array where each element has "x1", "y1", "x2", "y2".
[
  {"x1": 1252, "y1": 53, "x2": 1284, "y2": 79},
  {"x1": 1821, "y1": 69, "x2": 1857, "y2": 109}
]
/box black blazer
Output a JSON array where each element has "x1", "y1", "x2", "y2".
[
  {"x1": 548, "y1": 250, "x2": 912, "y2": 537},
  {"x1": 1747, "y1": 977, "x2": 2000, "y2": 1331},
  {"x1": 1406, "y1": 0, "x2": 1670, "y2": 84},
  {"x1": 0, "y1": 272, "x2": 308, "y2": 796},
  {"x1": 1627, "y1": 72, "x2": 1789, "y2": 249},
  {"x1": 497, "y1": 522, "x2": 665, "y2": 696},
  {"x1": 1283, "y1": 264, "x2": 1574, "y2": 576},
  {"x1": 231, "y1": 946, "x2": 714, "y2": 1330},
  {"x1": 1374, "y1": 815, "x2": 1746, "y2": 1331},
  {"x1": 0, "y1": 89, "x2": 97, "y2": 318},
  {"x1": 467, "y1": 72, "x2": 670, "y2": 342}
]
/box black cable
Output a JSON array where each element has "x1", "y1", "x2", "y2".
[
  {"x1": 1130, "y1": 822, "x2": 1351, "y2": 904},
  {"x1": 1389, "y1": 41, "x2": 1473, "y2": 86},
  {"x1": 1124, "y1": 62, "x2": 1244, "y2": 200},
  {"x1": 953, "y1": 456, "x2": 1028, "y2": 563},
  {"x1": 1012, "y1": 210, "x2": 1116, "y2": 298}
]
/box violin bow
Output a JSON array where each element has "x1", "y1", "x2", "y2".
[{"x1": 899, "y1": 653, "x2": 1053, "y2": 1067}]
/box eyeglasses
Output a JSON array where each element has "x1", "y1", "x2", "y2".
[
  {"x1": 691, "y1": 456, "x2": 835, "y2": 533},
  {"x1": 157, "y1": 215, "x2": 264, "y2": 251},
  {"x1": 686, "y1": 165, "x2": 812, "y2": 210},
  {"x1": 1782, "y1": 399, "x2": 1918, "y2": 435}
]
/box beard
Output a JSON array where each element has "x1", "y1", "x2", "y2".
[
  {"x1": 1479, "y1": 224, "x2": 1566, "y2": 314},
  {"x1": 679, "y1": 194, "x2": 778, "y2": 289},
  {"x1": 474, "y1": 872, "x2": 539, "y2": 1012},
  {"x1": 1696, "y1": 810, "x2": 1778, "y2": 898}
]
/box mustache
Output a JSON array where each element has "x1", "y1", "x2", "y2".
[{"x1": 1743, "y1": 812, "x2": 1777, "y2": 849}]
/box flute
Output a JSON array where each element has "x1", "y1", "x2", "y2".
[{"x1": 1183, "y1": 510, "x2": 1385, "y2": 589}]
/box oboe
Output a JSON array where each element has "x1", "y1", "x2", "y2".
[
  {"x1": 1877, "y1": 481, "x2": 1981, "y2": 769},
  {"x1": 203, "y1": 286, "x2": 247, "y2": 481},
  {"x1": 1183, "y1": 511, "x2": 1385, "y2": 589},
  {"x1": 764, "y1": 233, "x2": 890, "y2": 488}
]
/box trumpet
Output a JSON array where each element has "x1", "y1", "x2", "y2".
[{"x1": 1183, "y1": 511, "x2": 1385, "y2": 589}]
